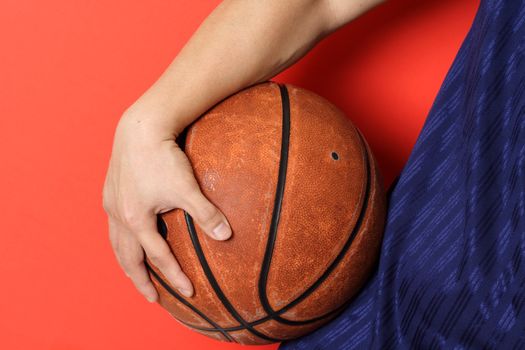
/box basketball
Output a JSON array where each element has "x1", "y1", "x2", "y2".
[{"x1": 147, "y1": 81, "x2": 386, "y2": 345}]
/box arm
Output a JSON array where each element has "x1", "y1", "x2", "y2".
[
  {"x1": 103, "y1": 0, "x2": 385, "y2": 302},
  {"x1": 123, "y1": 0, "x2": 385, "y2": 136}
]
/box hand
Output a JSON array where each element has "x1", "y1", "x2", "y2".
[{"x1": 102, "y1": 108, "x2": 232, "y2": 302}]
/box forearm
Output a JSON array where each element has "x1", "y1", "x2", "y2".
[{"x1": 122, "y1": 0, "x2": 384, "y2": 137}]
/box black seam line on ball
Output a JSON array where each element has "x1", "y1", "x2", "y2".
[
  {"x1": 155, "y1": 85, "x2": 375, "y2": 333},
  {"x1": 184, "y1": 213, "x2": 283, "y2": 343},
  {"x1": 186, "y1": 298, "x2": 348, "y2": 332},
  {"x1": 257, "y1": 83, "x2": 292, "y2": 323},
  {"x1": 155, "y1": 213, "x2": 355, "y2": 333},
  {"x1": 184, "y1": 103, "x2": 374, "y2": 332},
  {"x1": 145, "y1": 261, "x2": 234, "y2": 342},
  {"x1": 257, "y1": 113, "x2": 372, "y2": 325}
]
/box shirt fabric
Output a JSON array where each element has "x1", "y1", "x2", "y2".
[{"x1": 280, "y1": 0, "x2": 525, "y2": 348}]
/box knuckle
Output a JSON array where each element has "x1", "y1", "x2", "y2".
[
  {"x1": 170, "y1": 264, "x2": 184, "y2": 279},
  {"x1": 134, "y1": 276, "x2": 150, "y2": 287},
  {"x1": 147, "y1": 248, "x2": 170, "y2": 267},
  {"x1": 169, "y1": 271, "x2": 187, "y2": 289},
  {"x1": 172, "y1": 278, "x2": 186, "y2": 290},
  {"x1": 120, "y1": 209, "x2": 142, "y2": 228},
  {"x1": 136, "y1": 282, "x2": 152, "y2": 294},
  {"x1": 119, "y1": 254, "x2": 140, "y2": 273},
  {"x1": 195, "y1": 205, "x2": 219, "y2": 225},
  {"x1": 131, "y1": 274, "x2": 150, "y2": 288}
]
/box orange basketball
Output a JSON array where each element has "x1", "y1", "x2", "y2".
[{"x1": 148, "y1": 81, "x2": 386, "y2": 345}]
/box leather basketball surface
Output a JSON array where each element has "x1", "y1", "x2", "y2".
[{"x1": 147, "y1": 81, "x2": 386, "y2": 345}]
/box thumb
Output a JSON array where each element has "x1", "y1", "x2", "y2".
[{"x1": 183, "y1": 190, "x2": 232, "y2": 241}]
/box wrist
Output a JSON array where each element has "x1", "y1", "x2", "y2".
[
  {"x1": 119, "y1": 110, "x2": 178, "y2": 141},
  {"x1": 120, "y1": 92, "x2": 189, "y2": 141}
]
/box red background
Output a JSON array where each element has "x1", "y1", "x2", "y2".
[{"x1": 0, "y1": 0, "x2": 479, "y2": 349}]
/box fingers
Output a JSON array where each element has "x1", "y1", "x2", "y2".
[
  {"x1": 183, "y1": 190, "x2": 232, "y2": 241},
  {"x1": 108, "y1": 219, "x2": 121, "y2": 264},
  {"x1": 109, "y1": 218, "x2": 159, "y2": 302},
  {"x1": 118, "y1": 232, "x2": 159, "y2": 303},
  {"x1": 135, "y1": 215, "x2": 194, "y2": 298}
]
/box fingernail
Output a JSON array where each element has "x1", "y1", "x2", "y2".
[
  {"x1": 212, "y1": 222, "x2": 231, "y2": 240},
  {"x1": 146, "y1": 295, "x2": 156, "y2": 303},
  {"x1": 178, "y1": 288, "x2": 193, "y2": 298}
]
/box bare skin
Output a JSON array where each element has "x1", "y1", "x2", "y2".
[{"x1": 102, "y1": 0, "x2": 385, "y2": 303}]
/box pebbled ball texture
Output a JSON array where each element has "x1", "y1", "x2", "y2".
[{"x1": 147, "y1": 81, "x2": 386, "y2": 345}]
